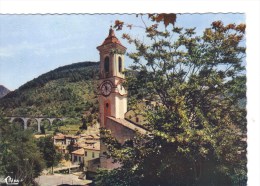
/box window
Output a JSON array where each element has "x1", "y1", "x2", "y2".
[
  {"x1": 136, "y1": 117, "x2": 139, "y2": 123},
  {"x1": 79, "y1": 157, "x2": 81, "y2": 162},
  {"x1": 85, "y1": 151, "x2": 88, "y2": 157},
  {"x1": 92, "y1": 152, "x2": 95, "y2": 158},
  {"x1": 74, "y1": 156, "x2": 77, "y2": 162},
  {"x1": 118, "y1": 57, "x2": 122, "y2": 72},
  {"x1": 104, "y1": 57, "x2": 109, "y2": 73}
]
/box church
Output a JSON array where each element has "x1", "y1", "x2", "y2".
[{"x1": 96, "y1": 27, "x2": 147, "y2": 169}]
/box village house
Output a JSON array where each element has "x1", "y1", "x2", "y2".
[
  {"x1": 53, "y1": 130, "x2": 101, "y2": 170},
  {"x1": 53, "y1": 133, "x2": 79, "y2": 154},
  {"x1": 84, "y1": 142, "x2": 100, "y2": 164},
  {"x1": 71, "y1": 141, "x2": 100, "y2": 171},
  {"x1": 71, "y1": 148, "x2": 85, "y2": 164},
  {"x1": 83, "y1": 141, "x2": 101, "y2": 177}
]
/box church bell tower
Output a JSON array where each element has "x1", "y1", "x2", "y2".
[{"x1": 97, "y1": 26, "x2": 127, "y2": 129}]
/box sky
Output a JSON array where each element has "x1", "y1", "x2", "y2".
[{"x1": 0, "y1": 14, "x2": 245, "y2": 90}]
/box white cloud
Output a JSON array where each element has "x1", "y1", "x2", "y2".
[{"x1": 0, "y1": 47, "x2": 14, "y2": 58}]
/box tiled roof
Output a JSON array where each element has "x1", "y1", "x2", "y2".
[
  {"x1": 84, "y1": 142, "x2": 100, "y2": 151},
  {"x1": 71, "y1": 148, "x2": 85, "y2": 156},
  {"x1": 107, "y1": 117, "x2": 147, "y2": 135},
  {"x1": 65, "y1": 135, "x2": 79, "y2": 139},
  {"x1": 54, "y1": 133, "x2": 65, "y2": 140},
  {"x1": 85, "y1": 140, "x2": 99, "y2": 144},
  {"x1": 75, "y1": 140, "x2": 99, "y2": 149},
  {"x1": 102, "y1": 28, "x2": 121, "y2": 45},
  {"x1": 84, "y1": 134, "x2": 100, "y2": 139}
]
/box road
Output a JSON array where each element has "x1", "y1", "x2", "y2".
[{"x1": 35, "y1": 173, "x2": 91, "y2": 186}]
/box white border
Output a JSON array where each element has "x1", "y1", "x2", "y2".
[
  {"x1": 0, "y1": 0, "x2": 258, "y2": 14},
  {"x1": 0, "y1": 0, "x2": 259, "y2": 185}
]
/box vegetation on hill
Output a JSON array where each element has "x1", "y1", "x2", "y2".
[{"x1": 0, "y1": 62, "x2": 99, "y2": 120}]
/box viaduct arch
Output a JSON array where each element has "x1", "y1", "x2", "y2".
[{"x1": 8, "y1": 116, "x2": 66, "y2": 133}]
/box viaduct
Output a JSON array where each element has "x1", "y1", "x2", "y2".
[{"x1": 7, "y1": 116, "x2": 66, "y2": 133}]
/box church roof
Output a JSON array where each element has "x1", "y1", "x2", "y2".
[
  {"x1": 98, "y1": 27, "x2": 126, "y2": 49},
  {"x1": 107, "y1": 116, "x2": 147, "y2": 135}
]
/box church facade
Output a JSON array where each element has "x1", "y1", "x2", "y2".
[{"x1": 97, "y1": 27, "x2": 147, "y2": 169}]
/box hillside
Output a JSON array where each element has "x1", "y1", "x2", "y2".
[
  {"x1": 0, "y1": 61, "x2": 99, "y2": 119},
  {"x1": 0, "y1": 85, "x2": 10, "y2": 98}
]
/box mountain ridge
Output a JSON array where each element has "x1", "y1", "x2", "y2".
[{"x1": 0, "y1": 85, "x2": 10, "y2": 98}]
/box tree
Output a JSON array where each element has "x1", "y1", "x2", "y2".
[
  {"x1": 81, "y1": 116, "x2": 88, "y2": 130},
  {"x1": 96, "y1": 17, "x2": 246, "y2": 186},
  {"x1": 64, "y1": 153, "x2": 70, "y2": 161},
  {"x1": 36, "y1": 136, "x2": 62, "y2": 174},
  {"x1": 40, "y1": 125, "x2": 45, "y2": 134},
  {"x1": 0, "y1": 111, "x2": 45, "y2": 185},
  {"x1": 67, "y1": 140, "x2": 75, "y2": 154},
  {"x1": 66, "y1": 140, "x2": 75, "y2": 162}
]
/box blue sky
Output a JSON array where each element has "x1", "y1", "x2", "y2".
[{"x1": 0, "y1": 14, "x2": 245, "y2": 90}]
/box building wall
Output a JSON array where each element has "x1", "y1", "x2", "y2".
[
  {"x1": 71, "y1": 154, "x2": 84, "y2": 164},
  {"x1": 65, "y1": 138, "x2": 77, "y2": 145},
  {"x1": 100, "y1": 118, "x2": 136, "y2": 169},
  {"x1": 86, "y1": 158, "x2": 100, "y2": 173},
  {"x1": 115, "y1": 94, "x2": 127, "y2": 119},
  {"x1": 54, "y1": 139, "x2": 67, "y2": 154},
  {"x1": 98, "y1": 84, "x2": 127, "y2": 127},
  {"x1": 54, "y1": 139, "x2": 65, "y2": 145},
  {"x1": 84, "y1": 149, "x2": 100, "y2": 168}
]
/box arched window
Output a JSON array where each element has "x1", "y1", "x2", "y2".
[
  {"x1": 104, "y1": 57, "x2": 109, "y2": 73},
  {"x1": 118, "y1": 57, "x2": 122, "y2": 73}
]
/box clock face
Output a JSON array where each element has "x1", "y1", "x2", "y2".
[
  {"x1": 101, "y1": 82, "x2": 112, "y2": 96},
  {"x1": 117, "y1": 84, "x2": 126, "y2": 95}
]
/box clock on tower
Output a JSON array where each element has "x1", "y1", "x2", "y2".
[{"x1": 97, "y1": 26, "x2": 127, "y2": 128}]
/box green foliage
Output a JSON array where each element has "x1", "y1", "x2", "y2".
[
  {"x1": 36, "y1": 136, "x2": 62, "y2": 169},
  {"x1": 0, "y1": 111, "x2": 45, "y2": 185},
  {"x1": 66, "y1": 141, "x2": 75, "y2": 154},
  {"x1": 40, "y1": 125, "x2": 45, "y2": 134},
  {"x1": 97, "y1": 19, "x2": 246, "y2": 185},
  {"x1": 81, "y1": 117, "x2": 88, "y2": 130},
  {"x1": 95, "y1": 168, "x2": 140, "y2": 186},
  {"x1": 64, "y1": 153, "x2": 70, "y2": 161}
]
